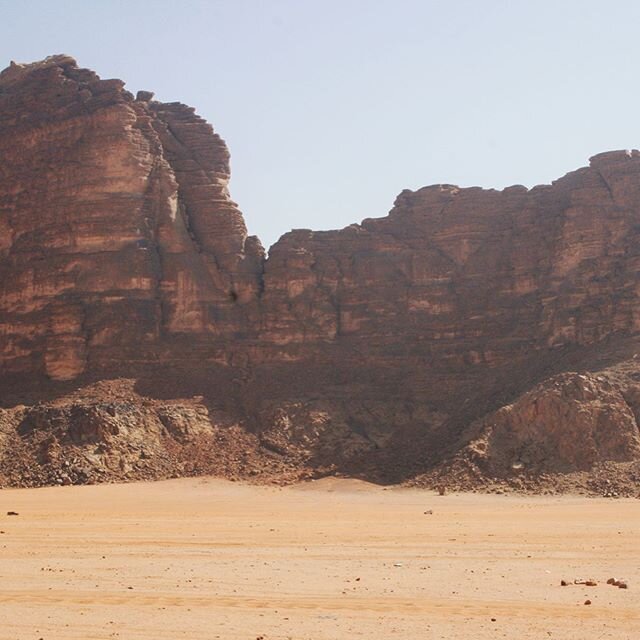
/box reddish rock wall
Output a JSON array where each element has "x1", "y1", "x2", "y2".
[
  {"x1": 2, "y1": 56, "x2": 640, "y2": 485},
  {"x1": 0, "y1": 56, "x2": 263, "y2": 382}
]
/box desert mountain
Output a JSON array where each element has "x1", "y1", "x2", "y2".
[{"x1": 1, "y1": 56, "x2": 640, "y2": 493}]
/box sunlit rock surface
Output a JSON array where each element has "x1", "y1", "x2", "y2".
[{"x1": 2, "y1": 56, "x2": 640, "y2": 488}]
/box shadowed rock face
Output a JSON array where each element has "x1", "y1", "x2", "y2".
[{"x1": 2, "y1": 55, "x2": 640, "y2": 486}]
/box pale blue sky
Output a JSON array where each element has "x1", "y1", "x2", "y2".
[{"x1": 2, "y1": 0, "x2": 639, "y2": 248}]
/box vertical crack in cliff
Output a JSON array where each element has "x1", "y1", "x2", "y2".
[
  {"x1": 148, "y1": 111, "x2": 207, "y2": 256},
  {"x1": 139, "y1": 152, "x2": 169, "y2": 338},
  {"x1": 594, "y1": 168, "x2": 616, "y2": 204}
]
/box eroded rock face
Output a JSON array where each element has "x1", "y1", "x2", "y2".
[
  {"x1": 0, "y1": 55, "x2": 263, "y2": 381},
  {"x1": 0, "y1": 379, "x2": 296, "y2": 487},
  {"x1": 2, "y1": 55, "x2": 640, "y2": 486},
  {"x1": 461, "y1": 372, "x2": 640, "y2": 475},
  {"x1": 263, "y1": 157, "x2": 640, "y2": 361}
]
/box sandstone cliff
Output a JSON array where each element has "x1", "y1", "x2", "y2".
[
  {"x1": 1, "y1": 56, "x2": 640, "y2": 493},
  {"x1": 0, "y1": 55, "x2": 263, "y2": 383}
]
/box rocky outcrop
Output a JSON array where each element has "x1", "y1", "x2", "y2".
[
  {"x1": 2, "y1": 56, "x2": 640, "y2": 490},
  {"x1": 458, "y1": 371, "x2": 640, "y2": 475},
  {"x1": 0, "y1": 379, "x2": 302, "y2": 488},
  {"x1": 0, "y1": 55, "x2": 262, "y2": 383},
  {"x1": 412, "y1": 359, "x2": 640, "y2": 495},
  {"x1": 262, "y1": 153, "x2": 640, "y2": 360}
]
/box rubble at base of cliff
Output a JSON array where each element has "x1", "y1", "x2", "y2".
[
  {"x1": 410, "y1": 458, "x2": 640, "y2": 498},
  {"x1": 2, "y1": 366, "x2": 640, "y2": 497},
  {"x1": 0, "y1": 379, "x2": 317, "y2": 490}
]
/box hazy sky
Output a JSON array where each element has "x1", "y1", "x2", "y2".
[{"x1": 2, "y1": 0, "x2": 640, "y2": 248}]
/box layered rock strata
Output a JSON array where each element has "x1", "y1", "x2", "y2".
[
  {"x1": 0, "y1": 55, "x2": 263, "y2": 383},
  {"x1": 2, "y1": 56, "x2": 640, "y2": 489}
]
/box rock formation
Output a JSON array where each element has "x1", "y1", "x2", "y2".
[
  {"x1": 0, "y1": 55, "x2": 263, "y2": 383},
  {"x1": 2, "y1": 55, "x2": 640, "y2": 492}
]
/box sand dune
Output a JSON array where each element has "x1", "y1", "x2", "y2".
[{"x1": 1, "y1": 478, "x2": 639, "y2": 639}]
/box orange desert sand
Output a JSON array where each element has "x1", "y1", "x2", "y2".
[{"x1": 1, "y1": 478, "x2": 639, "y2": 639}]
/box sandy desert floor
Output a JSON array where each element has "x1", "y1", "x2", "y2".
[{"x1": 0, "y1": 478, "x2": 639, "y2": 639}]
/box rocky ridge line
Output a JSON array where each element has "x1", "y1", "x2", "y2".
[{"x1": 1, "y1": 56, "x2": 640, "y2": 494}]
